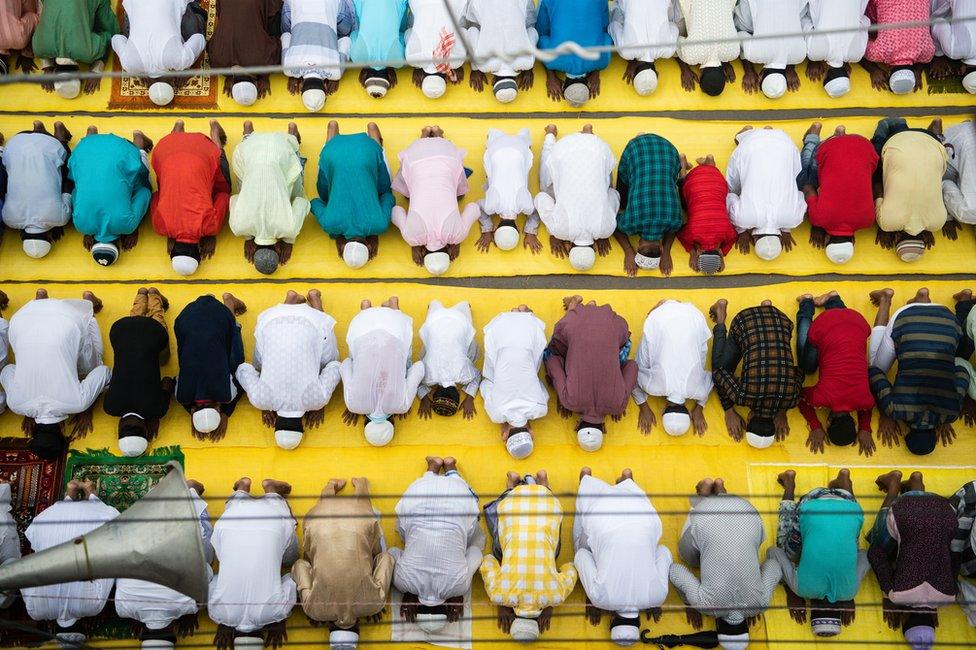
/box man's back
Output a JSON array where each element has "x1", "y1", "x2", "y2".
[
  {"x1": 796, "y1": 497, "x2": 864, "y2": 602},
  {"x1": 2, "y1": 132, "x2": 66, "y2": 228}
]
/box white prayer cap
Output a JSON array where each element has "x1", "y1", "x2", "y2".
[
  {"x1": 811, "y1": 617, "x2": 842, "y2": 637},
  {"x1": 22, "y1": 238, "x2": 52, "y2": 258},
  {"x1": 365, "y1": 75, "x2": 390, "y2": 98},
  {"x1": 662, "y1": 412, "x2": 691, "y2": 436},
  {"x1": 754, "y1": 235, "x2": 782, "y2": 260},
  {"x1": 54, "y1": 79, "x2": 81, "y2": 99},
  {"x1": 569, "y1": 246, "x2": 596, "y2": 271},
  {"x1": 148, "y1": 82, "x2": 175, "y2": 106},
  {"x1": 56, "y1": 632, "x2": 87, "y2": 649},
  {"x1": 172, "y1": 255, "x2": 199, "y2": 276},
  {"x1": 761, "y1": 72, "x2": 787, "y2": 99},
  {"x1": 510, "y1": 617, "x2": 540, "y2": 642},
  {"x1": 232, "y1": 81, "x2": 258, "y2": 106},
  {"x1": 746, "y1": 431, "x2": 775, "y2": 449},
  {"x1": 55, "y1": 57, "x2": 77, "y2": 65},
  {"x1": 717, "y1": 633, "x2": 750, "y2": 650},
  {"x1": 142, "y1": 641, "x2": 175, "y2": 649},
  {"x1": 824, "y1": 76, "x2": 851, "y2": 98},
  {"x1": 825, "y1": 241, "x2": 854, "y2": 264},
  {"x1": 577, "y1": 427, "x2": 603, "y2": 452},
  {"x1": 275, "y1": 430, "x2": 303, "y2": 450},
  {"x1": 416, "y1": 613, "x2": 449, "y2": 633},
  {"x1": 896, "y1": 238, "x2": 925, "y2": 262},
  {"x1": 610, "y1": 614, "x2": 640, "y2": 646},
  {"x1": 964, "y1": 70, "x2": 976, "y2": 94},
  {"x1": 234, "y1": 637, "x2": 264, "y2": 649},
  {"x1": 424, "y1": 251, "x2": 450, "y2": 276},
  {"x1": 329, "y1": 629, "x2": 359, "y2": 649},
  {"x1": 302, "y1": 88, "x2": 326, "y2": 112},
  {"x1": 494, "y1": 225, "x2": 519, "y2": 251},
  {"x1": 364, "y1": 418, "x2": 394, "y2": 446},
  {"x1": 633, "y1": 253, "x2": 660, "y2": 269},
  {"x1": 493, "y1": 77, "x2": 518, "y2": 103},
  {"x1": 92, "y1": 241, "x2": 120, "y2": 266},
  {"x1": 193, "y1": 407, "x2": 222, "y2": 434},
  {"x1": 889, "y1": 68, "x2": 916, "y2": 94},
  {"x1": 506, "y1": 430, "x2": 534, "y2": 459},
  {"x1": 564, "y1": 82, "x2": 590, "y2": 107},
  {"x1": 422, "y1": 75, "x2": 446, "y2": 99},
  {"x1": 633, "y1": 68, "x2": 658, "y2": 96},
  {"x1": 343, "y1": 241, "x2": 370, "y2": 269},
  {"x1": 119, "y1": 436, "x2": 149, "y2": 457}
]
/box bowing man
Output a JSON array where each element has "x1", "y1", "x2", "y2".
[
  {"x1": 802, "y1": 0, "x2": 869, "y2": 98},
  {"x1": 417, "y1": 301, "x2": 480, "y2": 420},
  {"x1": 734, "y1": 0, "x2": 805, "y2": 99}
]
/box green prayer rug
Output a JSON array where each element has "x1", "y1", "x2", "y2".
[{"x1": 62, "y1": 446, "x2": 184, "y2": 511}]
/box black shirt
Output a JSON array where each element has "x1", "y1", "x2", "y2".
[{"x1": 103, "y1": 316, "x2": 171, "y2": 420}]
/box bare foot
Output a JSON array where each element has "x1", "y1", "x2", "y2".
[
  {"x1": 284, "y1": 290, "x2": 306, "y2": 305},
  {"x1": 696, "y1": 478, "x2": 715, "y2": 496},
  {"x1": 904, "y1": 471, "x2": 925, "y2": 493},
  {"x1": 579, "y1": 466, "x2": 592, "y2": 481},
  {"x1": 535, "y1": 469, "x2": 549, "y2": 487},
  {"x1": 86, "y1": 125, "x2": 98, "y2": 136},
  {"x1": 777, "y1": 469, "x2": 796, "y2": 488},
  {"x1": 443, "y1": 456, "x2": 457, "y2": 473},
  {"x1": 262, "y1": 478, "x2": 292, "y2": 496},
  {"x1": 581, "y1": 124, "x2": 594, "y2": 134},
  {"x1": 222, "y1": 292, "x2": 247, "y2": 316},
  {"x1": 147, "y1": 287, "x2": 168, "y2": 311},
  {"x1": 53, "y1": 121, "x2": 72, "y2": 143},
  {"x1": 234, "y1": 477, "x2": 252, "y2": 493},
  {"x1": 367, "y1": 122, "x2": 382, "y2": 143},
  {"x1": 875, "y1": 470, "x2": 903, "y2": 493},
  {"x1": 331, "y1": 478, "x2": 348, "y2": 493},
  {"x1": 709, "y1": 299, "x2": 728, "y2": 323},
  {"x1": 326, "y1": 120, "x2": 339, "y2": 140},
  {"x1": 805, "y1": 122, "x2": 822, "y2": 137},
  {"x1": 242, "y1": 120, "x2": 254, "y2": 136},
  {"x1": 0, "y1": 290, "x2": 8, "y2": 312},
  {"x1": 797, "y1": 293, "x2": 814, "y2": 304},
  {"x1": 426, "y1": 455, "x2": 444, "y2": 473},
  {"x1": 35, "y1": 288, "x2": 49, "y2": 300},
  {"x1": 186, "y1": 479, "x2": 205, "y2": 495},
  {"x1": 829, "y1": 468, "x2": 852, "y2": 492},
  {"x1": 908, "y1": 288, "x2": 930, "y2": 304},
  {"x1": 307, "y1": 289, "x2": 323, "y2": 311},
  {"x1": 616, "y1": 468, "x2": 633, "y2": 484},
  {"x1": 713, "y1": 478, "x2": 727, "y2": 494},
  {"x1": 813, "y1": 291, "x2": 838, "y2": 307},
  {"x1": 834, "y1": 125, "x2": 846, "y2": 136},
  {"x1": 82, "y1": 291, "x2": 103, "y2": 313},
  {"x1": 173, "y1": 120, "x2": 186, "y2": 133},
  {"x1": 761, "y1": 299, "x2": 772, "y2": 306},
  {"x1": 929, "y1": 118, "x2": 943, "y2": 136},
  {"x1": 383, "y1": 296, "x2": 400, "y2": 310},
  {"x1": 869, "y1": 288, "x2": 894, "y2": 306},
  {"x1": 287, "y1": 122, "x2": 301, "y2": 142},
  {"x1": 506, "y1": 471, "x2": 521, "y2": 489},
  {"x1": 360, "y1": 299, "x2": 372, "y2": 310},
  {"x1": 953, "y1": 289, "x2": 973, "y2": 303},
  {"x1": 209, "y1": 119, "x2": 226, "y2": 146},
  {"x1": 430, "y1": 126, "x2": 444, "y2": 138},
  {"x1": 696, "y1": 154, "x2": 716, "y2": 167},
  {"x1": 563, "y1": 295, "x2": 583, "y2": 311}
]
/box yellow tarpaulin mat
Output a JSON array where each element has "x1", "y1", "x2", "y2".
[{"x1": 0, "y1": 115, "x2": 972, "y2": 281}]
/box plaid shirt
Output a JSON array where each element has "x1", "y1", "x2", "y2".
[
  {"x1": 713, "y1": 305, "x2": 802, "y2": 417},
  {"x1": 616, "y1": 134, "x2": 684, "y2": 242},
  {"x1": 950, "y1": 480, "x2": 976, "y2": 578},
  {"x1": 480, "y1": 484, "x2": 577, "y2": 617}
]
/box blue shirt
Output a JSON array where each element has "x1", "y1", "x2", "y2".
[
  {"x1": 536, "y1": 0, "x2": 611, "y2": 76},
  {"x1": 796, "y1": 497, "x2": 864, "y2": 602},
  {"x1": 348, "y1": 0, "x2": 408, "y2": 70}
]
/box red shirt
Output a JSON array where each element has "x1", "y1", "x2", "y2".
[
  {"x1": 677, "y1": 164, "x2": 737, "y2": 254},
  {"x1": 150, "y1": 132, "x2": 231, "y2": 244},
  {"x1": 806, "y1": 135, "x2": 878, "y2": 236},
  {"x1": 803, "y1": 307, "x2": 875, "y2": 414}
]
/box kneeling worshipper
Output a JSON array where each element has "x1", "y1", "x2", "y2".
[
  {"x1": 725, "y1": 126, "x2": 806, "y2": 262},
  {"x1": 676, "y1": 155, "x2": 737, "y2": 275},
  {"x1": 111, "y1": 0, "x2": 207, "y2": 106},
  {"x1": 236, "y1": 289, "x2": 341, "y2": 450},
  {"x1": 102, "y1": 288, "x2": 174, "y2": 457},
  {"x1": 609, "y1": 0, "x2": 678, "y2": 96},
  {"x1": 347, "y1": 0, "x2": 407, "y2": 98},
  {"x1": 0, "y1": 121, "x2": 72, "y2": 259},
  {"x1": 311, "y1": 120, "x2": 394, "y2": 270},
  {"x1": 674, "y1": 0, "x2": 739, "y2": 96},
  {"x1": 115, "y1": 479, "x2": 213, "y2": 650},
  {"x1": 0, "y1": 289, "x2": 110, "y2": 459},
  {"x1": 464, "y1": 0, "x2": 537, "y2": 103},
  {"x1": 669, "y1": 477, "x2": 780, "y2": 650},
  {"x1": 872, "y1": 117, "x2": 950, "y2": 262},
  {"x1": 575, "y1": 468, "x2": 671, "y2": 647},
  {"x1": 545, "y1": 295, "x2": 637, "y2": 452},
  {"x1": 932, "y1": 0, "x2": 976, "y2": 93},
  {"x1": 734, "y1": 0, "x2": 805, "y2": 99},
  {"x1": 482, "y1": 470, "x2": 577, "y2": 643},
  {"x1": 31, "y1": 0, "x2": 118, "y2": 98},
  {"x1": 475, "y1": 128, "x2": 540, "y2": 254},
  {"x1": 151, "y1": 120, "x2": 232, "y2": 277},
  {"x1": 0, "y1": 0, "x2": 39, "y2": 75},
  {"x1": 709, "y1": 298, "x2": 802, "y2": 448},
  {"x1": 799, "y1": 122, "x2": 879, "y2": 264},
  {"x1": 481, "y1": 306, "x2": 549, "y2": 459},
  {"x1": 768, "y1": 469, "x2": 868, "y2": 639},
  {"x1": 209, "y1": 477, "x2": 297, "y2": 650},
  {"x1": 868, "y1": 471, "x2": 958, "y2": 650},
  {"x1": 612, "y1": 133, "x2": 684, "y2": 277},
  {"x1": 802, "y1": 0, "x2": 868, "y2": 98},
  {"x1": 536, "y1": 0, "x2": 610, "y2": 106},
  {"x1": 68, "y1": 126, "x2": 154, "y2": 267},
  {"x1": 417, "y1": 300, "x2": 480, "y2": 420},
  {"x1": 207, "y1": 0, "x2": 281, "y2": 106},
  {"x1": 943, "y1": 120, "x2": 976, "y2": 226},
  {"x1": 861, "y1": 0, "x2": 934, "y2": 94},
  {"x1": 795, "y1": 291, "x2": 876, "y2": 456},
  {"x1": 390, "y1": 126, "x2": 480, "y2": 276},
  {"x1": 949, "y1": 480, "x2": 976, "y2": 626},
  {"x1": 340, "y1": 297, "x2": 425, "y2": 446},
  {"x1": 404, "y1": 0, "x2": 467, "y2": 99},
  {"x1": 535, "y1": 124, "x2": 619, "y2": 272},
  {"x1": 632, "y1": 300, "x2": 712, "y2": 438},
  {"x1": 229, "y1": 121, "x2": 309, "y2": 275},
  {"x1": 293, "y1": 477, "x2": 394, "y2": 650},
  {"x1": 391, "y1": 457, "x2": 484, "y2": 635},
  {"x1": 867, "y1": 288, "x2": 972, "y2": 455},
  {"x1": 22, "y1": 479, "x2": 119, "y2": 648},
  {"x1": 281, "y1": 0, "x2": 355, "y2": 113},
  {"x1": 175, "y1": 293, "x2": 247, "y2": 442}
]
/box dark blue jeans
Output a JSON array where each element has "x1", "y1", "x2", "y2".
[{"x1": 796, "y1": 295, "x2": 846, "y2": 374}]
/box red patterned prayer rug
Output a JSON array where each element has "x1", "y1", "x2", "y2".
[{"x1": 0, "y1": 437, "x2": 65, "y2": 555}]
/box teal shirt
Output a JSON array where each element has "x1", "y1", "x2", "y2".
[
  {"x1": 311, "y1": 133, "x2": 394, "y2": 239},
  {"x1": 68, "y1": 134, "x2": 152, "y2": 243},
  {"x1": 348, "y1": 0, "x2": 408, "y2": 70},
  {"x1": 796, "y1": 497, "x2": 865, "y2": 602}
]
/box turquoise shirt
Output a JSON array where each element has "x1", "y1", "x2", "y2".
[
  {"x1": 68, "y1": 134, "x2": 152, "y2": 243},
  {"x1": 349, "y1": 0, "x2": 408, "y2": 70},
  {"x1": 311, "y1": 134, "x2": 394, "y2": 239},
  {"x1": 796, "y1": 497, "x2": 865, "y2": 602}
]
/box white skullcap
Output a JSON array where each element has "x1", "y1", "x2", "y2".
[
  {"x1": 510, "y1": 617, "x2": 540, "y2": 642},
  {"x1": 889, "y1": 68, "x2": 916, "y2": 94},
  {"x1": 329, "y1": 629, "x2": 359, "y2": 649},
  {"x1": 275, "y1": 430, "x2": 303, "y2": 450},
  {"x1": 633, "y1": 68, "x2": 658, "y2": 96},
  {"x1": 416, "y1": 613, "x2": 449, "y2": 633},
  {"x1": 577, "y1": 427, "x2": 604, "y2": 452},
  {"x1": 56, "y1": 632, "x2": 87, "y2": 649},
  {"x1": 302, "y1": 88, "x2": 326, "y2": 112},
  {"x1": 633, "y1": 253, "x2": 660, "y2": 269},
  {"x1": 142, "y1": 641, "x2": 175, "y2": 649},
  {"x1": 234, "y1": 637, "x2": 264, "y2": 649},
  {"x1": 119, "y1": 436, "x2": 149, "y2": 457},
  {"x1": 746, "y1": 431, "x2": 775, "y2": 449},
  {"x1": 662, "y1": 412, "x2": 691, "y2": 436},
  {"x1": 364, "y1": 419, "x2": 395, "y2": 446},
  {"x1": 825, "y1": 241, "x2": 854, "y2": 264},
  {"x1": 718, "y1": 633, "x2": 750, "y2": 650},
  {"x1": 232, "y1": 81, "x2": 258, "y2": 106},
  {"x1": 564, "y1": 82, "x2": 590, "y2": 107},
  {"x1": 610, "y1": 620, "x2": 640, "y2": 646},
  {"x1": 424, "y1": 251, "x2": 450, "y2": 276},
  {"x1": 963, "y1": 70, "x2": 976, "y2": 94},
  {"x1": 192, "y1": 407, "x2": 221, "y2": 434},
  {"x1": 811, "y1": 617, "x2": 842, "y2": 637},
  {"x1": 148, "y1": 82, "x2": 175, "y2": 106},
  {"x1": 754, "y1": 235, "x2": 782, "y2": 260},
  {"x1": 493, "y1": 77, "x2": 518, "y2": 104},
  {"x1": 54, "y1": 79, "x2": 81, "y2": 99},
  {"x1": 366, "y1": 77, "x2": 389, "y2": 98},
  {"x1": 55, "y1": 57, "x2": 77, "y2": 65},
  {"x1": 569, "y1": 246, "x2": 596, "y2": 271},
  {"x1": 824, "y1": 76, "x2": 851, "y2": 98},
  {"x1": 22, "y1": 238, "x2": 52, "y2": 258},
  {"x1": 761, "y1": 72, "x2": 787, "y2": 99},
  {"x1": 172, "y1": 255, "x2": 199, "y2": 276},
  {"x1": 422, "y1": 75, "x2": 446, "y2": 99},
  {"x1": 342, "y1": 241, "x2": 370, "y2": 269},
  {"x1": 494, "y1": 225, "x2": 519, "y2": 251},
  {"x1": 506, "y1": 431, "x2": 534, "y2": 459},
  {"x1": 91, "y1": 241, "x2": 119, "y2": 266},
  {"x1": 896, "y1": 238, "x2": 925, "y2": 262}
]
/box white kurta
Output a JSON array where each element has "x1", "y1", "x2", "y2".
[
  {"x1": 610, "y1": 0, "x2": 679, "y2": 62},
  {"x1": 480, "y1": 311, "x2": 549, "y2": 427},
  {"x1": 932, "y1": 0, "x2": 976, "y2": 64},
  {"x1": 735, "y1": 0, "x2": 806, "y2": 68},
  {"x1": 726, "y1": 128, "x2": 806, "y2": 235},
  {"x1": 1, "y1": 133, "x2": 71, "y2": 234},
  {"x1": 418, "y1": 301, "x2": 480, "y2": 398},
  {"x1": 535, "y1": 132, "x2": 619, "y2": 246},
  {"x1": 480, "y1": 129, "x2": 535, "y2": 220},
  {"x1": 0, "y1": 299, "x2": 110, "y2": 424},
  {"x1": 574, "y1": 476, "x2": 672, "y2": 615},
  {"x1": 236, "y1": 304, "x2": 341, "y2": 418},
  {"x1": 208, "y1": 493, "x2": 298, "y2": 633},
  {"x1": 281, "y1": 0, "x2": 354, "y2": 81},
  {"x1": 632, "y1": 301, "x2": 713, "y2": 407},
  {"x1": 111, "y1": 0, "x2": 207, "y2": 76},
  {"x1": 944, "y1": 121, "x2": 976, "y2": 224},
  {"x1": 464, "y1": 0, "x2": 537, "y2": 75},
  {"x1": 0, "y1": 483, "x2": 21, "y2": 566},
  {"x1": 22, "y1": 496, "x2": 120, "y2": 627},
  {"x1": 802, "y1": 0, "x2": 869, "y2": 67},
  {"x1": 340, "y1": 307, "x2": 425, "y2": 418},
  {"x1": 404, "y1": 0, "x2": 468, "y2": 73},
  {"x1": 390, "y1": 472, "x2": 485, "y2": 606},
  {"x1": 0, "y1": 317, "x2": 9, "y2": 414},
  {"x1": 676, "y1": 0, "x2": 740, "y2": 67}
]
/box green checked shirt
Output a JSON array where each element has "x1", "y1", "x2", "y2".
[{"x1": 616, "y1": 134, "x2": 684, "y2": 242}]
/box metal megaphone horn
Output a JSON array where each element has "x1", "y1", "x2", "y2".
[{"x1": 0, "y1": 461, "x2": 209, "y2": 603}]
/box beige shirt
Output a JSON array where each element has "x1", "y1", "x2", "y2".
[{"x1": 877, "y1": 131, "x2": 949, "y2": 235}]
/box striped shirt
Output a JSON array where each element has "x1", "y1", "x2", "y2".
[
  {"x1": 616, "y1": 134, "x2": 684, "y2": 242},
  {"x1": 949, "y1": 480, "x2": 976, "y2": 578}
]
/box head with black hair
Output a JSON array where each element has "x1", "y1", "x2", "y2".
[
  {"x1": 29, "y1": 423, "x2": 68, "y2": 460},
  {"x1": 431, "y1": 385, "x2": 461, "y2": 416},
  {"x1": 826, "y1": 412, "x2": 856, "y2": 446},
  {"x1": 699, "y1": 65, "x2": 726, "y2": 96}
]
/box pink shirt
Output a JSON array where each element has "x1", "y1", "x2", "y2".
[{"x1": 865, "y1": 0, "x2": 935, "y2": 66}]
